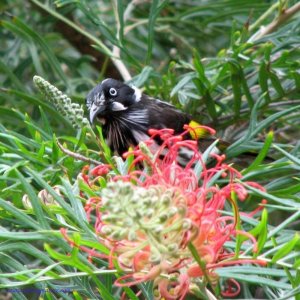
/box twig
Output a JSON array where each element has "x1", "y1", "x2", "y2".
[
  {"x1": 30, "y1": 0, "x2": 131, "y2": 81},
  {"x1": 249, "y1": 2, "x2": 300, "y2": 42},
  {"x1": 111, "y1": 0, "x2": 133, "y2": 81},
  {"x1": 57, "y1": 140, "x2": 102, "y2": 165},
  {"x1": 249, "y1": 1, "x2": 280, "y2": 33}
]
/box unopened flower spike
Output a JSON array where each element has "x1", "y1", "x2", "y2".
[{"x1": 33, "y1": 75, "x2": 89, "y2": 129}]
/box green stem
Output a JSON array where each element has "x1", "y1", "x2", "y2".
[{"x1": 249, "y1": 1, "x2": 280, "y2": 32}]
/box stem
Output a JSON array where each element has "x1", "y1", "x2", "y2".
[
  {"x1": 112, "y1": 0, "x2": 132, "y2": 81},
  {"x1": 249, "y1": 2, "x2": 280, "y2": 33},
  {"x1": 57, "y1": 139, "x2": 102, "y2": 165},
  {"x1": 249, "y1": 2, "x2": 300, "y2": 42},
  {"x1": 30, "y1": 0, "x2": 131, "y2": 81}
]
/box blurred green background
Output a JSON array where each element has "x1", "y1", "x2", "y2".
[{"x1": 1, "y1": 1, "x2": 300, "y2": 299}]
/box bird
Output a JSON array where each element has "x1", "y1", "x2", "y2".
[{"x1": 86, "y1": 78, "x2": 215, "y2": 159}]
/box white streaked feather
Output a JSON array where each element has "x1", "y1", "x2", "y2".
[{"x1": 125, "y1": 109, "x2": 148, "y2": 125}]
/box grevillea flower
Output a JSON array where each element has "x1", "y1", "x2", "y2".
[
  {"x1": 33, "y1": 76, "x2": 89, "y2": 129},
  {"x1": 63, "y1": 126, "x2": 267, "y2": 299}
]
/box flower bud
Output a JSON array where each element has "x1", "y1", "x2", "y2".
[
  {"x1": 182, "y1": 218, "x2": 192, "y2": 230},
  {"x1": 158, "y1": 212, "x2": 168, "y2": 223},
  {"x1": 149, "y1": 253, "x2": 161, "y2": 264},
  {"x1": 128, "y1": 230, "x2": 137, "y2": 241},
  {"x1": 101, "y1": 225, "x2": 113, "y2": 235},
  {"x1": 167, "y1": 243, "x2": 178, "y2": 253},
  {"x1": 167, "y1": 207, "x2": 178, "y2": 217},
  {"x1": 22, "y1": 194, "x2": 32, "y2": 209},
  {"x1": 153, "y1": 225, "x2": 163, "y2": 234}
]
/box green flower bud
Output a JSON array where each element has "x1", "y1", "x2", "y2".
[
  {"x1": 153, "y1": 225, "x2": 163, "y2": 234},
  {"x1": 167, "y1": 243, "x2": 178, "y2": 253},
  {"x1": 145, "y1": 208, "x2": 155, "y2": 218},
  {"x1": 101, "y1": 225, "x2": 113, "y2": 235},
  {"x1": 167, "y1": 207, "x2": 178, "y2": 217},
  {"x1": 149, "y1": 253, "x2": 161, "y2": 264},
  {"x1": 158, "y1": 212, "x2": 169, "y2": 223},
  {"x1": 33, "y1": 76, "x2": 89, "y2": 129},
  {"x1": 182, "y1": 218, "x2": 192, "y2": 230},
  {"x1": 128, "y1": 230, "x2": 137, "y2": 241}
]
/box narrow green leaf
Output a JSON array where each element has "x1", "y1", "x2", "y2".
[
  {"x1": 0, "y1": 60, "x2": 25, "y2": 91},
  {"x1": 258, "y1": 61, "x2": 271, "y2": 103},
  {"x1": 256, "y1": 209, "x2": 268, "y2": 255},
  {"x1": 273, "y1": 144, "x2": 300, "y2": 166},
  {"x1": 268, "y1": 70, "x2": 285, "y2": 97},
  {"x1": 251, "y1": 105, "x2": 300, "y2": 140},
  {"x1": 130, "y1": 66, "x2": 154, "y2": 87},
  {"x1": 243, "y1": 131, "x2": 274, "y2": 173},
  {"x1": 0, "y1": 198, "x2": 40, "y2": 230},
  {"x1": 291, "y1": 71, "x2": 300, "y2": 90},
  {"x1": 193, "y1": 78, "x2": 217, "y2": 122},
  {"x1": 241, "y1": 75, "x2": 254, "y2": 109},
  {"x1": 12, "y1": 17, "x2": 67, "y2": 84},
  {"x1": 15, "y1": 169, "x2": 50, "y2": 229},
  {"x1": 25, "y1": 167, "x2": 76, "y2": 217},
  {"x1": 229, "y1": 62, "x2": 242, "y2": 119},
  {"x1": 39, "y1": 106, "x2": 53, "y2": 136},
  {"x1": 146, "y1": 0, "x2": 169, "y2": 64},
  {"x1": 3, "y1": 88, "x2": 71, "y2": 126},
  {"x1": 45, "y1": 243, "x2": 117, "y2": 300},
  {"x1": 52, "y1": 135, "x2": 59, "y2": 164},
  {"x1": 272, "y1": 234, "x2": 299, "y2": 263}
]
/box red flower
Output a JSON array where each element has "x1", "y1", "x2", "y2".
[{"x1": 65, "y1": 125, "x2": 266, "y2": 299}]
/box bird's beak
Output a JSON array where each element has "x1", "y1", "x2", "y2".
[{"x1": 89, "y1": 92, "x2": 106, "y2": 124}]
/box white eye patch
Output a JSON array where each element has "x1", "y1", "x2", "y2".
[{"x1": 111, "y1": 102, "x2": 128, "y2": 111}]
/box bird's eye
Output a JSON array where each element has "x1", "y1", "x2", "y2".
[{"x1": 109, "y1": 87, "x2": 117, "y2": 97}]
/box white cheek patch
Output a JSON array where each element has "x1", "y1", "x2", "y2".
[
  {"x1": 111, "y1": 102, "x2": 128, "y2": 111},
  {"x1": 132, "y1": 86, "x2": 142, "y2": 102}
]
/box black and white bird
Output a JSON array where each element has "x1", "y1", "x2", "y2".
[{"x1": 86, "y1": 78, "x2": 211, "y2": 156}]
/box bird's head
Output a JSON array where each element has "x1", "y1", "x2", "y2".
[{"x1": 86, "y1": 78, "x2": 142, "y2": 124}]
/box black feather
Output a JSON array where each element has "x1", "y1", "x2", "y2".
[{"x1": 86, "y1": 79, "x2": 192, "y2": 155}]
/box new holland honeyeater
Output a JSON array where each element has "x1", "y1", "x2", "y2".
[{"x1": 86, "y1": 78, "x2": 226, "y2": 162}]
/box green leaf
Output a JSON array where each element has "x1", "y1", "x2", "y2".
[
  {"x1": 0, "y1": 60, "x2": 25, "y2": 91},
  {"x1": 146, "y1": 0, "x2": 169, "y2": 64},
  {"x1": 243, "y1": 131, "x2": 274, "y2": 173},
  {"x1": 258, "y1": 61, "x2": 271, "y2": 103},
  {"x1": 268, "y1": 70, "x2": 285, "y2": 97},
  {"x1": 254, "y1": 209, "x2": 268, "y2": 255},
  {"x1": 272, "y1": 234, "x2": 299, "y2": 263},
  {"x1": 5, "y1": 17, "x2": 67, "y2": 84},
  {"x1": 193, "y1": 78, "x2": 217, "y2": 123},
  {"x1": 0, "y1": 198, "x2": 40, "y2": 230},
  {"x1": 229, "y1": 62, "x2": 242, "y2": 119},
  {"x1": 15, "y1": 169, "x2": 50, "y2": 230}
]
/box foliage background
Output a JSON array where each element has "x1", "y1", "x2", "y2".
[{"x1": 0, "y1": 0, "x2": 300, "y2": 299}]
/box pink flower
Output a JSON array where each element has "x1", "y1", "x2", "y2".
[{"x1": 63, "y1": 125, "x2": 267, "y2": 299}]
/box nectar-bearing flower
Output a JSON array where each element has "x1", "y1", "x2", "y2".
[
  {"x1": 99, "y1": 181, "x2": 194, "y2": 270},
  {"x1": 63, "y1": 126, "x2": 267, "y2": 299},
  {"x1": 33, "y1": 75, "x2": 89, "y2": 129}
]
